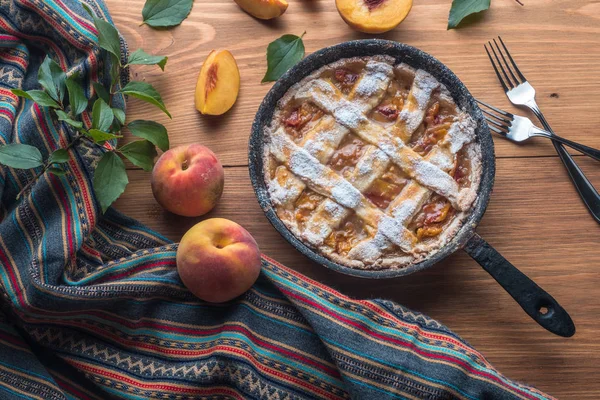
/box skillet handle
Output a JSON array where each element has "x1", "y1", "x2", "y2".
[{"x1": 463, "y1": 233, "x2": 575, "y2": 337}]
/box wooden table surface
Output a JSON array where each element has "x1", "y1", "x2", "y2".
[{"x1": 107, "y1": 0, "x2": 600, "y2": 397}]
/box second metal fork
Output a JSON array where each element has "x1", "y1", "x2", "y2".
[
  {"x1": 477, "y1": 100, "x2": 600, "y2": 162},
  {"x1": 485, "y1": 36, "x2": 600, "y2": 223}
]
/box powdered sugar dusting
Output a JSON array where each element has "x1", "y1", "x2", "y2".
[
  {"x1": 427, "y1": 148, "x2": 454, "y2": 170},
  {"x1": 324, "y1": 200, "x2": 346, "y2": 219},
  {"x1": 304, "y1": 139, "x2": 325, "y2": 155},
  {"x1": 269, "y1": 129, "x2": 290, "y2": 161},
  {"x1": 331, "y1": 181, "x2": 361, "y2": 209},
  {"x1": 377, "y1": 138, "x2": 403, "y2": 158},
  {"x1": 354, "y1": 61, "x2": 393, "y2": 97},
  {"x1": 302, "y1": 120, "x2": 349, "y2": 163},
  {"x1": 348, "y1": 214, "x2": 414, "y2": 262},
  {"x1": 348, "y1": 232, "x2": 389, "y2": 262},
  {"x1": 399, "y1": 70, "x2": 440, "y2": 133},
  {"x1": 273, "y1": 133, "x2": 367, "y2": 213},
  {"x1": 300, "y1": 80, "x2": 368, "y2": 130},
  {"x1": 357, "y1": 158, "x2": 374, "y2": 176},
  {"x1": 268, "y1": 176, "x2": 303, "y2": 206},
  {"x1": 411, "y1": 70, "x2": 439, "y2": 108},
  {"x1": 334, "y1": 103, "x2": 367, "y2": 129},
  {"x1": 288, "y1": 148, "x2": 323, "y2": 182},
  {"x1": 303, "y1": 223, "x2": 330, "y2": 246},
  {"x1": 391, "y1": 199, "x2": 419, "y2": 224},
  {"x1": 412, "y1": 159, "x2": 460, "y2": 206},
  {"x1": 443, "y1": 112, "x2": 477, "y2": 154},
  {"x1": 378, "y1": 216, "x2": 411, "y2": 249}
]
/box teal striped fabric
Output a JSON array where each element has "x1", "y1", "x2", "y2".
[{"x1": 0, "y1": 0, "x2": 554, "y2": 399}]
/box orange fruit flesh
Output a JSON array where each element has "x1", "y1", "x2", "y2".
[
  {"x1": 195, "y1": 50, "x2": 240, "y2": 116},
  {"x1": 336, "y1": 0, "x2": 413, "y2": 34}
]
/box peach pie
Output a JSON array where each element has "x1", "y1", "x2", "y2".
[{"x1": 263, "y1": 56, "x2": 481, "y2": 269}]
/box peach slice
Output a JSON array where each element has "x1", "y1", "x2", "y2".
[
  {"x1": 234, "y1": 0, "x2": 288, "y2": 20},
  {"x1": 195, "y1": 50, "x2": 240, "y2": 115},
  {"x1": 336, "y1": 0, "x2": 412, "y2": 34}
]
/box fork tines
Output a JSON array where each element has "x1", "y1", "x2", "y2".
[
  {"x1": 475, "y1": 99, "x2": 513, "y2": 135},
  {"x1": 485, "y1": 36, "x2": 527, "y2": 92}
]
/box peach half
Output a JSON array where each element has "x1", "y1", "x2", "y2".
[
  {"x1": 195, "y1": 50, "x2": 240, "y2": 116},
  {"x1": 177, "y1": 218, "x2": 262, "y2": 303},
  {"x1": 336, "y1": 0, "x2": 412, "y2": 34},
  {"x1": 234, "y1": 0, "x2": 288, "y2": 20}
]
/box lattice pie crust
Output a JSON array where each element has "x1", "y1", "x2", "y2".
[{"x1": 263, "y1": 56, "x2": 482, "y2": 270}]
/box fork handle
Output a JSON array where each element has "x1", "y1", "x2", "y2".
[
  {"x1": 464, "y1": 233, "x2": 575, "y2": 337},
  {"x1": 532, "y1": 130, "x2": 600, "y2": 162},
  {"x1": 528, "y1": 102, "x2": 600, "y2": 224}
]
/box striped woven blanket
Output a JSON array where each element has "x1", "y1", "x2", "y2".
[{"x1": 0, "y1": 0, "x2": 554, "y2": 399}]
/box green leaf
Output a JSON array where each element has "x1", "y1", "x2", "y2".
[
  {"x1": 49, "y1": 148, "x2": 70, "y2": 164},
  {"x1": 262, "y1": 32, "x2": 306, "y2": 83},
  {"x1": 93, "y1": 151, "x2": 128, "y2": 213},
  {"x1": 119, "y1": 140, "x2": 157, "y2": 172},
  {"x1": 38, "y1": 56, "x2": 66, "y2": 103},
  {"x1": 82, "y1": 4, "x2": 121, "y2": 61},
  {"x1": 127, "y1": 120, "x2": 168, "y2": 151},
  {"x1": 447, "y1": 0, "x2": 491, "y2": 29},
  {"x1": 92, "y1": 98, "x2": 114, "y2": 131},
  {"x1": 110, "y1": 55, "x2": 120, "y2": 87},
  {"x1": 0, "y1": 144, "x2": 43, "y2": 169},
  {"x1": 87, "y1": 129, "x2": 122, "y2": 142},
  {"x1": 48, "y1": 167, "x2": 67, "y2": 176},
  {"x1": 55, "y1": 110, "x2": 83, "y2": 129},
  {"x1": 112, "y1": 108, "x2": 126, "y2": 125},
  {"x1": 141, "y1": 0, "x2": 193, "y2": 28},
  {"x1": 119, "y1": 81, "x2": 171, "y2": 118},
  {"x1": 65, "y1": 74, "x2": 88, "y2": 116},
  {"x1": 93, "y1": 82, "x2": 110, "y2": 104},
  {"x1": 127, "y1": 49, "x2": 168, "y2": 71},
  {"x1": 11, "y1": 89, "x2": 60, "y2": 108}
]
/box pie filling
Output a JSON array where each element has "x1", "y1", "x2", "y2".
[{"x1": 263, "y1": 55, "x2": 482, "y2": 270}]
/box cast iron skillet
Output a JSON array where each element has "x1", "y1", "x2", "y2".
[{"x1": 249, "y1": 39, "x2": 575, "y2": 337}]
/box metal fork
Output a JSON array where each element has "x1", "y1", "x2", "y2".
[
  {"x1": 485, "y1": 36, "x2": 600, "y2": 223},
  {"x1": 477, "y1": 100, "x2": 600, "y2": 161}
]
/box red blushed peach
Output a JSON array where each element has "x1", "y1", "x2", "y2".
[
  {"x1": 176, "y1": 218, "x2": 262, "y2": 303},
  {"x1": 151, "y1": 144, "x2": 224, "y2": 217}
]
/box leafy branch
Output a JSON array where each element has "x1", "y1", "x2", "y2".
[{"x1": 0, "y1": 6, "x2": 171, "y2": 213}]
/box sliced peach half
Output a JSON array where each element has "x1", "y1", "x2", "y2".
[
  {"x1": 234, "y1": 0, "x2": 288, "y2": 20},
  {"x1": 336, "y1": 0, "x2": 412, "y2": 34},
  {"x1": 195, "y1": 50, "x2": 240, "y2": 116}
]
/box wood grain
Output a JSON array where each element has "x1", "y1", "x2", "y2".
[{"x1": 107, "y1": 0, "x2": 600, "y2": 397}]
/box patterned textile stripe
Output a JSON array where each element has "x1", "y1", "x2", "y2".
[
  {"x1": 15, "y1": 290, "x2": 346, "y2": 397},
  {"x1": 65, "y1": 356, "x2": 344, "y2": 400},
  {"x1": 51, "y1": 373, "x2": 101, "y2": 400},
  {"x1": 0, "y1": 0, "x2": 556, "y2": 399},
  {"x1": 24, "y1": 318, "x2": 342, "y2": 383},
  {"x1": 0, "y1": 35, "x2": 27, "y2": 126},
  {"x1": 0, "y1": 318, "x2": 30, "y2": 353},
  {"x1": 263, "y1": 257, "x2": 552, "y2": 400},
  {"x1": 0, "y1": 313, "x2": 65, "y2": 400}
]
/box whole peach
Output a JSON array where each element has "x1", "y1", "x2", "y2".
[
  {"x1": 176, "y1": 218, "x2": 262, "y2": 303},
  {"x1": 151, "y1": 144, "x2": 224, "y2": 217}
]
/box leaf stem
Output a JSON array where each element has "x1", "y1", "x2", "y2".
[
  {"x1": 17, "y1": 166, "x2": 46, "y2": 200},
  {"x1": 16, "y1": 135, "x2": 84, "y2": 200}
]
